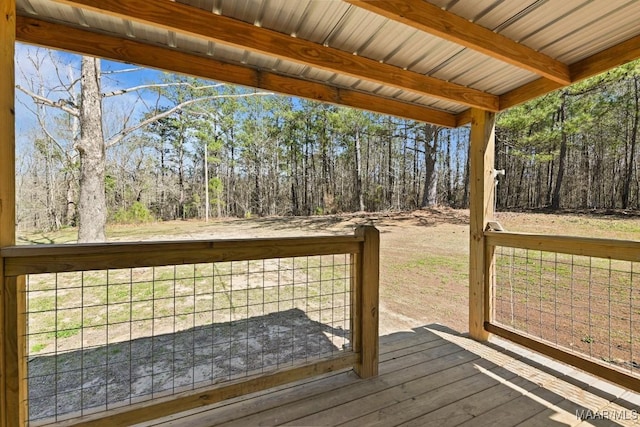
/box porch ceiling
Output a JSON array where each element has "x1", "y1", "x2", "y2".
[{"x1": 13, "y1": 0, "x2": 640, "y2": 127}]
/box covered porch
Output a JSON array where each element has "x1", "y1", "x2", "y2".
[
  {"x1": 145, "y1": 325, "x2": 640, "y2": 427},
  {"x1": 3, "y1": 1, "x2": 640, "y2": 426}
]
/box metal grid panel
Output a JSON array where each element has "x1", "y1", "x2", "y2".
[
  {"x1": 493, "y1": 247, "x2": 640, "y2": 379},
  {"x1": 24, "y1": 255, "x2": 352, "y2": 424}
]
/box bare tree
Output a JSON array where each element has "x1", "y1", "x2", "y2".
[{"x1": 18, "y1": 51, "x2": 271, "y2": 242}]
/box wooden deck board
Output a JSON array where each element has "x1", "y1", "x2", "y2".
[
  {"x1": 141, "y1": 334, "x2": 455, "y2": 427},
  {"x1": 217, "y1": 344, "x2": 472, "y2": 426},
  {"x1": 399, "y1": 375, "x2": 540, "y2": 427},
  {"x1": 290, "y1": 359, "x2": 501, "y2": 426},
  {"x1": 141, "y1": 325, "x2": 640, "y2": 427}
]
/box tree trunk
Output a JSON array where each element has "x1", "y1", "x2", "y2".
[
  {"x1": 355, "y1": 127, "x2": 365, "y2": 211},
  {"x1": 552, "y1": 93, "x2": 567, "y2": 210},
  {"x1": 444, "y1": 130, "x2": 452, "y2": 205},
  {"x1": 622, "y1": 76, "x2": 639, "y2": 209},
  {"x1": 77, "y1": 56, "x2": 106, "y2": 243},
  {"x1": 204, "y1": 141, "x2": 209, "y2": 221},
  {"x1": 387, "y1": 123, "x2": 394, "y2": 208},
  {"x1": 515, "y1": 161, "x2": 525, "y2": 207},
  {"x1": 65, "y1": 176, "x2": 76, "y2": 226},
  {"x1": 581, "y1": 140, "x2": 591, "y2": 208},
  {"x1": 462, "y1": 140, "x2": 470, "y2": 208},
  {"x1": 421, "y1": 125, "x2": 439, "y2": 208},
  {"x1": 401, "y1": 123, "x2": 408, "y2": 208},
  {"x1": 177, "y1": 135, "x2": 186, "y2": 219},
  {"x1": 291, "y1": 142, "x2": 300, "y2": 216}
]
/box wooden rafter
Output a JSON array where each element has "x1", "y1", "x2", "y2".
[
  {"x1": 346, "y1": 0, "x2": 571, "y2": 85},
  {"x1": 16, "y1": 16, "x2": 457, "y2": 127},
  {"x1": 50, "y1": 0, "x2": 498, "y2": 112},
  {"x1": 501, "y1": 32, "x2": 640, "y2": 112},
  {"x1": 455, "y1": 32, "x2": 640, "y2": 126}
]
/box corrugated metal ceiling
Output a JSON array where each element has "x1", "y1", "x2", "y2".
[{"x1": 13, "y1": 0, "x2": 640, "y2": 124}]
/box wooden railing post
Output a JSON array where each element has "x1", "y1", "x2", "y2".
[
  {"x1": 354, "y1": 225, "x2": 379, "y2": 378},
  {"x1": 469, "y1": 108, "x2": 495, "y2": 341},
  {"x1": 3, "y1": 276, "x2": 26, "y2": 426},
  {"x1": 1, "y1": 1, "x2": 18, "y2": 426}
]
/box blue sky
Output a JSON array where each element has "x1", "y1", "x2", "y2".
[
  {"x1": 14, "y1": 43, "x2": 462, "y2": 164},
  {"x1": 15, "y1": 43, "x2": 187, "y2": 158}
]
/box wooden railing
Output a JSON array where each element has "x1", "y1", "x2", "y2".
[
  {"x1": 485, "y1": 230, "x2": 640, "y2": 392},
  {"x1": 1, "y1": 225, "x2": 379, "y2": 426}
]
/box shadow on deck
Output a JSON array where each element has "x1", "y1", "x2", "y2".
[{"x1": 138, "y1": 324, "x2": 640, "y2": 427}]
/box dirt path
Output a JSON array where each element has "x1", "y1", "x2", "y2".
[
  {"x1": 23, "y1": 207, "x2": 640, "y2": 336},
  {"x1": 105, "y1": 208, "x2": 473, "y2": 335}
]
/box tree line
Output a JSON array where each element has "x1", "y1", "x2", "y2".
[
  {"x1": 15, "y1": 48, "x2": 640, "y2": 238},
  {"x1": 496, "y1": 61, "x2": 640, "y2": 211}
]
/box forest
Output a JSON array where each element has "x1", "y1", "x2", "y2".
[{"x1": 15, "y1": 47, "x2": 640, "y2": 239}]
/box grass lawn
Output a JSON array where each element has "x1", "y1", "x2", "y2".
[{"x1": 18, "y1": 208, "x2": 640, "y2": 339}]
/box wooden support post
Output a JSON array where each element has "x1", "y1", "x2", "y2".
[
  {"x1": 3, "y1": 277, "x2": 25, "y2": 427},
  {"x1": 469, "y1": 108, "x2": 495, "y2": 341},
  {"x1": 354, "y1": 225, "x2": 379, "y2": 378},
  {"x1": 1, "y1": 1, "x2": 18, "y2": 425}
]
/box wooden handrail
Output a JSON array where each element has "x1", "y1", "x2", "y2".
[
  {"x1": 2, "y1": 235, "x2": 363, "y2": 276},
  {"x1": 3, "y1": 227, "x2": 380, "y2": 425},
  {"x1": 485, "y1": 230, "x2": 640, "y2": 393},
  {"x1": 485, "y1": 230, "x2": 640, "y2": 262},
  {"x1": 485, "y1": 323, "x2": 640, "y2": 392}
]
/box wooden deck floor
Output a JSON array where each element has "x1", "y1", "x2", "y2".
[{"x1": 139, "y1": 325, "x2": 640, "y2": 427}]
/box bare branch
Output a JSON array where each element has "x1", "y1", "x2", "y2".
[
  {"x1": 36, "y1": 115, "x2": 76, "y2": 165},
  {"x1": 16, "y1": 84, "x2": 79, "y2": 117},
  {"x1": 102, "y1": 82, "x2": 225, "y2": 98},
  {"x1": 106, "y1": 92, "x2": 272, "y2": 148},
  {"x1": 16, "y1": 94, "x2": 77, "y2": 165},
  {"x1": 102, "y1": 67, "x2": 145, "y2": 75}
]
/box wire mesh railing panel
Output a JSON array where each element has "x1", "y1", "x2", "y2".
[
  {"x1": 493, "y1": 246, "x2": 640, "y2": 379},
  {"x1": 24, "y1": 254, "x2": 352, "y2": 424}
]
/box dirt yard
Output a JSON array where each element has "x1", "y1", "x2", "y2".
[{"x1": 22, "y1": 208, "x2": 640, "y2": 336}]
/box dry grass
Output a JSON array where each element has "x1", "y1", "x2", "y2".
[{"x1": 19, "y1": 208, "x2": 640, "y2": 336}]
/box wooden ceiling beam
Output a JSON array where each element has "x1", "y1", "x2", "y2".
[
  {"x1": 569, "y1": 33, "x2": 640, "y2": 82},
  {"x1": 16, "y1": 16, "x2": 457, "y2": 127},
  {"x1": 500, "y1": 32, "x2": 640, "y2": 112},
  {"x1": 347, "y1": 0, "x2": 571, "y2": 85},
  {"x1": 51, "y1": 0, "x2": 498, "y2": 112},
  {"x1": 455, "y1": 33, "x2": 640, "y2": 126}
]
